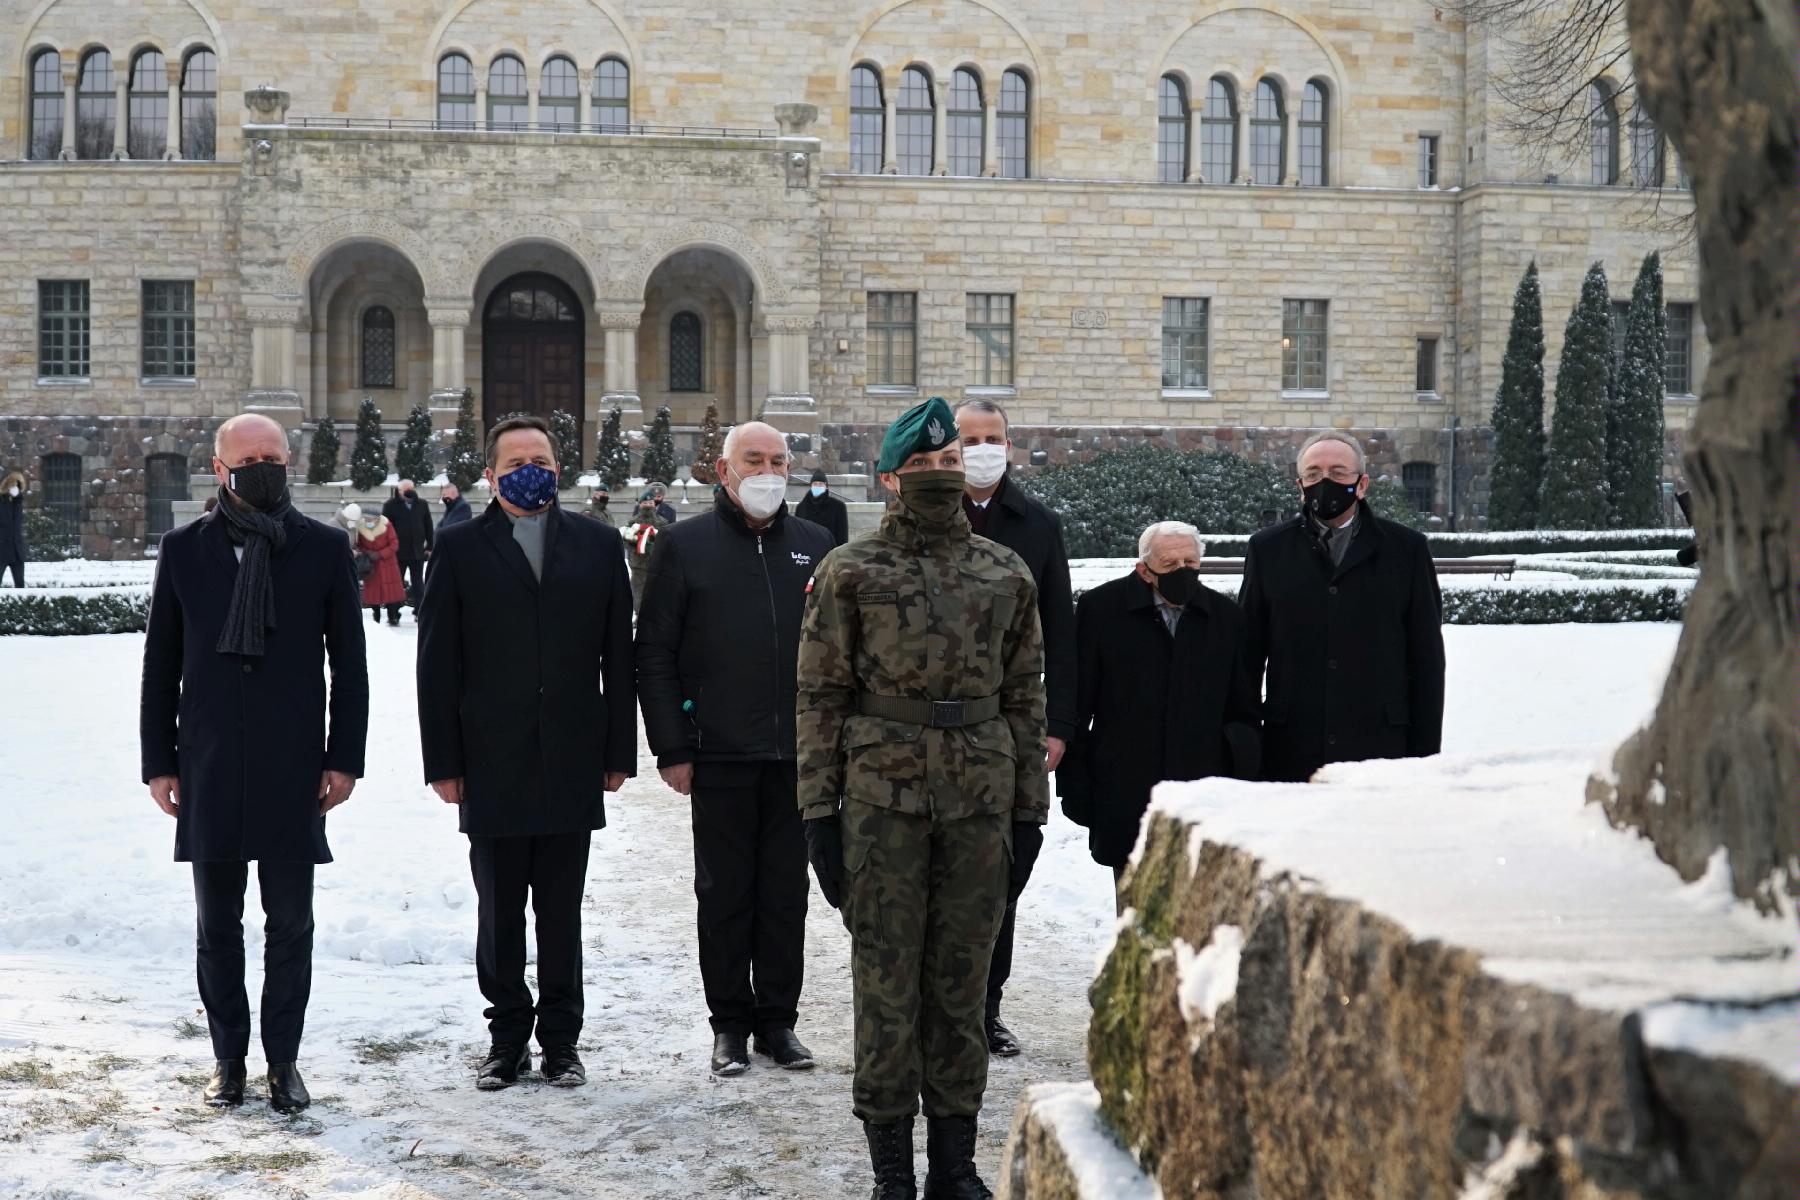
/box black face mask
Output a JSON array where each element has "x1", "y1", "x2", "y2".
[
  {"x1": 1149, "y1": 564, "x2": 1201, "y2": 606},
  {"x1": 228, "y1": 461, "x2": 290, "y2": 514},
  {"x1": 441, "y1": 497, "x2": 455, "y2": 509},
  {"x1": 403, "y1": 490, "x2": 416, "y2": 501},
  {"x1": 1304, "y1": 478, "x2": 1361, "y2": 522}
]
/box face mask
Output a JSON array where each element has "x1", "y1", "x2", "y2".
[
  {"x1": 7, "y1": 486, "x2": 18, "y2": 498},
  {"x1": 1304, "y1": 477, "x2": 1361, "y2": 522},
  {"x1": 730, "y1": 468, "x2": 787, "y2": 521},
  {"x1": 227, "y1": 461, "x2": 290, "y2": 513},
  {"x1": 961, "y1": 443, "x2": 1009, "y2": 490},
  {"x1": 403, "y1": 490, "x2": 416, "y2": 501},
  {"x1": 497, "y1": 463, "x2": 558, "y2": 511},
  {"x1": 896, "y1": 469, "x2": 967, "y2": 524},
  {"x1": 1149, "y1": 564, "x2": 1201, "y2": 606},
  {"x1": 441, "y1": 496, "x2": 455, "y2": 509},
  {"x1": 809, "y1": 484, "x2": 826, "y2": 498}
]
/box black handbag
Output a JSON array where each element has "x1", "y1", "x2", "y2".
[{"x1": 352, "y1": 551, "x2": 374, "y2": 582}]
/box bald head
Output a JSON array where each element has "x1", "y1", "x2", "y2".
[
  {"x1": 214, "y1": 413, "x2": 289, "y2": 467},
  {"x1": 722, "y1": 421, "x2": 786, "y2": 464}
]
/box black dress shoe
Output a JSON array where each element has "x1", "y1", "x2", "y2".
[
  {"x1": 710, "y1": 1032, "x2": 749, "y2": 1077},
  {"x1": 541, "y1": 1043, "x2": 587, "y2": 1088},
  {"x1": 753, "y1": 1027, "x2": 816, "y2": 1070},
  {"x1": 266, "y1": 1062, "x2": 310, "y2": 1114},
  {"x1": 202, "y1": 1058, "x2": 246, "y2": 1107},
  {"x1": 476, "y1": 1043, "x2": 531, "y2": 1091},
  {"x1": 985, "y1": 1012, "x2": 1020, "y2": 1058}
]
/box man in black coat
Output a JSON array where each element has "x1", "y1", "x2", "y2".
[
  {"x1": 1058, "y1": 522, "x2": 1260, "y2": 905},
  {"x1": 953, "y1": 398, "x2": 1077, "y2": 1057},
  {"x1": 416, "y1": 415, "x2": 636, "y2": 1092},
  {"x1": 381, "y1": 479, "x2": 433, "y2": 611},
  {"x1": 140, "y1": 413, "x2": 368, "y2": 1114},
  {"x1": 1238, "y1": 432, "x2": 1446, "y2": 783},
  {"x1": 793, "y1": 467, "x2": 850, "y2": 547},
  {"x1": 636, "y1": 421, "x2": 835, "y2": 1077},
  {"x1": 438, "y1": 481, "x2": 473, "y2": 530}
]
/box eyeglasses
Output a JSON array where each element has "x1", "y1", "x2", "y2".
[{"x1": 1299, "y1": 467, "x2": 1362, "y2": 485}]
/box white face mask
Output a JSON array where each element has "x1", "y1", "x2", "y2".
[
  {"x1": 732, "y1": 468, "x2": 788, "y2": 520},
  {"x1": 961, "y1": 443, "x2": 1009, "y2": 490},
  {"x1": 7, "y1": 486, "x2": 18, "y2": 498}
]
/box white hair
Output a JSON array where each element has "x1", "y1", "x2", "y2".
[
  {"x1": 722, "y1": 420, "x2": 784, "y2": 459},
  {"x1": 1296, "y1": 430, "x2": 1367, "y2": 475},
  {"x1": 1137, "y1": 521, "x2": 1206, "y2": 562}
]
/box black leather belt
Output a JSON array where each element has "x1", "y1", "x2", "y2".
[{"x1": 858, "y1": 692, "x2": 1001, "y2": 728}]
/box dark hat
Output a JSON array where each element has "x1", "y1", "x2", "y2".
[
  {"x1": 877, "y1": 396, "x2": 958, "y2": 474},
  {"x1": 810, "y1": 468, "x2": 829, "y2": 484},
  {"x1": 638, "y1": 489, "x2": 656, "y2": 503}
]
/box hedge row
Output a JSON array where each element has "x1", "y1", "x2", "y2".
[
  {"x1": 1176, "y1": 530, "x2": 1693, "y2": 559},
  {"x1": 1439, "y1": 584, "x2": 1688, "y2": 624},
  {"x1": 0, "y1": 591, "x2": 150, "y2": 635}
]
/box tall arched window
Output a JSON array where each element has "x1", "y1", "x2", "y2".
[
  {"x1": 1250, "y1": 79, "x2": 1284, "y2": 185},
  {"x1": 1157, "y1": 75, "x2": 1188, "y2": 182},
  {"x1": 948, "y1": 68, "x2": 983, "y2": 176},
  {"x1": 541, "y1": 56, "x2": 578, "y2": 128},
  {"x1": 1589, "y1": 80, "x2": 1619, "y2": 184},
  {"x1": 362, "y1": 306, "x2": 396, "y2": 388},
  {"x1": 76, "y1": 49, "x2": 115, "y2": 160},
  {"x1": 1630, "y1": 103, "x2": 1664, "y2": 187},
  {"x1": 180, "y1": 49, "x2": 216, "y2": 159},
  {"x1": 29, "y1": 50, "x2": 63, "y2": 161},
  {"x1": 1299, "y1": 80, "x2": 1329, "y2": 186},
  {"x1": 488, "y1": 55, "x2": 528, "y2": 131},
  {"x1": 595, "y1": 57, "x2": 629, "y2": 127},
  {"x1": 669, "y1": 311, "x2": 703, "y2": 392},
  {"x1": 998, "y1": 69, "x2": 1029, "y2": 178},
  {"x1": 1201, "y1": 77, "x2": 1236, "y2": 183},
  {"x1": 128, "y1": 50, "x2": 168, "y2": 159},
  {"x1": 850, "y1": 64, "x2": 885, "y2": 174},
  {"x1": 897, "y1": 67, "x2": 934, "y2": 176},
  {"x1": 437, "y1": 54, "x2": 475, "y2": 128}
]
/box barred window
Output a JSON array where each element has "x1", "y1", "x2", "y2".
[
  {"x1": 966, "y1": 293, "x2": 1014, "y2": 387},
  {"x1": 541, "y1": 56, "x2": 579, "y2": 129},
  {"x1": 1251, "y1": 80, "x2": 1284, "y2": 185},
  {"x1": 948, "y1": 68, "x2": 983, "y2": 177},
  {"x1": 38, "y1": 281, "x2": 90, "y2": 378},
  {"x1": 1610, "y1": 299, "x2": 1631, "y2": 366},
  {"x1": 850, "y1": 64, "x2": 885, "y2": 173},
  {"x1": 867, "y1": 292, "x2": 917, "y2": 387},
  {"x1": 1201, "y1": 78, "x2": 1236, "y2": 183},
  {"x1": 1157, "y1": 75, "x2": 1188, "y2": 182},
  {"x1": 897, "y1": 67, "x2": 934, "y2": 176},
  {"x1": 1299, "y1": 81, "x2": 1328, "y2": 186},
  {"x1": 1665, "y1": 303, "x2": 1693, "y2": 394},
  {"x1": 1630, "y1": 105, "x2": 1664, "y2": 187},
  {"x1": 76, "y1": 50, "x2": 114, "y2": 160},
  {"x1": 595, "y1": 57, "x2": 630, "y2": 127},
  {"x1": 998, "y1": 70, "x2": 1029, "y2": 179},
  {"x1": 1418, "y1": 134, "x2": 1439, "y2": 187},
  {"x1": 362, "y1": 306, "x2": 396, "y2": 388},
  {"x1": 142, "y1": 280, "x2": 196, "y2": 379},
  {"x1": 41, "y1": 452, "x2": 81, "y2": 546},
  {"x1": 29, "y1": 50, "x2": 63, "y2": 161},
  {"x1": 1589, "y1": 81, "x2": 1619, "y2": 185},
  {"x1": 1416, "y1": 336, "x2": 1438, "y2": 393},
  {"x1": 488, "y1": 55, "x2": 528, "y2": 131},
  {"x1": 1402, "y1": 462, "x2": 1435, "y2": 513},
  {"x1": 669, "y1": 311, "x2": 703, "y2": 391},
  {"x1": 437, "y1": 54, "x2": 475, "y2": 128},
  {"x1": 1281, "y1": 299, "x2": 1327, "y2": 391},
  {"x1": 146, "y1": 453, "x2": 188, "y2": 542},
  {"x1": 1161, "y1": 298, "x2": 1209, "y2": 389},
  {"x1": 128, "y1": 50, "x2": 168, "y2": 159},
  {"x1": 180, "y1": 49, "x2": 216, "y2": 159}
]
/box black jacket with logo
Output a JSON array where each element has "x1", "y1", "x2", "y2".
[{"x1": 636, "y1": 490, "x2": 836, "y2": 767}]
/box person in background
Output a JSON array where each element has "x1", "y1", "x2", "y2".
[
  {"x1": 793, "y1": 467, "x2": 849, "y2": 548},
  {"x1": 353, "y1": 507, "x2": 407, "y2": 625},
  {"x1": 652, "y1": 482, "x2": 678, "y2": 524},
  {"x1": 381, "y1": 479, "x2": 434, "y2": 609},
  {"x1": 0, "y1": 469, "x2": 25, "y2": 587},
  {"x1": 439, "y1": 481, "x2": 473, "y2": 531},
  {"x1": 139, "y1": 413, "x2": 368, "y2": 1115},
  {"x1": 587, "y1": 484, "x2": 616, "y2": 527},
  {"x1": 624, "y1": 490, "x2": 672, "y2": 613}
]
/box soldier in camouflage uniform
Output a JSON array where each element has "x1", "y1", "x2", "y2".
[{"x1": 796, "y1": 396, "x2": 1048, "y2": 1200}]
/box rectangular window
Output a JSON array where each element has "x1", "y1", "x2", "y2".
[
  {"x1": 41, "y1": 452, "x2": 81, "y2": 546},
  {"x1": 38, "y1": 281, "x2": 91, "y2": 378},
  {"x1": 1161, "y1": 297, "x2": 1209, "y2": 389},
  {"x1": 1281, "y1": 299, "x2": 1328, "y2": 391},
  {"x1": 1415, "y1": 336, "x2": 1438, "y2": 393},
  {"x1": 1665, "y1": 302, "x2": 1693, "y2": 394},
  {"x1": 851, "y1": 110, "x2": 884, "y2": 174},
  {"x1": 1610, "y1": 299, "x2": 1631, "y2": 366},
  {"x1": 948, "y1": 112, "x2": 982, "y2": 177},
  {"x1": 867, "y1": 292, "x2": 917, "y2": 388},
  {"x1": 1402, "y1": 462, "x2": 1436, "y2": 513},
  {"x1": 146, "y1": 453, "x2": 189, "y2": 542},
  {"x1": 965, "y1": 293, "x2": 1014, "y2": 388},
  {"x1": 1419, "y1": 134, "x2": 1439, "y2": 187},
  {"x1": 142, "y1": 280, "x2": 196, "y2": 379}
]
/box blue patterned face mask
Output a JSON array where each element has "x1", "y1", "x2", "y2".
[{"x1": 497, "y1": 462, "x2": 558, "y2": 511}]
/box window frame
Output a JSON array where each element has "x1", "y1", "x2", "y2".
[
  {"x1": 866, "y1": 291, "x2": 918, "y2": 390},
  {"x1": 1418, "y1": 133, "x2": 1440, "y2": 188},
  {"x1": 1630, "y1": 104, "x2": 1664, "y2": 187},
  {"x1": 1589, "y1": 80, "x2": 1620, "y2": 185},
  {"x1": 540, "y1": 56, "x2": 580, "y2": 129},
  {"x1": 965, "y1": 293, "x2": 1015, "y2": 389},
  {"x1": 141, "y1": 279, "x2": 196, "y2": 381},
  {"x1": 29, "y1": 49, "x2": 64, "y2": 161},
  {"x1": 1161, "y1": 297, "x2": 1210, "y2": 391},
  {"x1": 1298, "y1": 80, "x2": 1328, "y2": 186},
  {"x1": 850, "y1": 63, "x2": 885, "y2": 174},
  {"x1": 1250, "y1": 79, "x2": 1285, "y2": 186},
  {"x1": 947, "y1": 67, "x2": 984, "y2": 177},
  {"x1": 40, "y1": 451, "x2": 82, "y2": 547},
  {"x1": 76, "y1": 49, "x2": 115, "y2": 161},
  {"x1": 1415, "y1": 335, "x2": 1439, "y2": 395},
  {"x1": 127, "y1": 49, "x2": 168, "y2": 160},
  {"x1": 1664, "y1": 302, "x2": 1693, "y2": 395},
  {"x1": 145, "y1": 452, "x2": 189, "y2": 543},
  {"x1": 1281, "y1": 298, "x2": 1328, "y2": 393},
  {"x1": 668, "y1": 310, "x2": 704, "y2": 392},
  {"x1": 594, "y1": 57, "x2": 630, "y2": 128},
  {"x1": 1157, "y1": 74, "x2": 1189, "y2": 183},
  {"x1": 1401, "y1": 461, "x2": 1436, "y2": 514},
  {"x1": 38, "y1": 280, "x2": 91, "y2": 380},
  {"x1": 896, "y1": 66, "x2": 935, "y2": 177},
  {"x1": 179, "y1": 48, "x2": 217, "y2": 159},
  {"x1": 487, "y1": 55, "x2": 529, "y2": 132},
  {"x1": 1200, "y1": 77, "x2": 1236, "y2": 184},
  {"x1": 998, "y1": 69, "x2": 1029, "y2": 179},
  {"x1": 361, "y1": 305, "x2": 397, "y2": 389},
  {"x1": 437, "y1": 53, "x2": 476, "y2": 129}
]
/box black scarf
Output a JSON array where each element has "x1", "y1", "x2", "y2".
[{"x1": 214, "y1": 486, "x2": 291, "y2": 659}]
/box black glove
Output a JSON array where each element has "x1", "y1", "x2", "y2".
[
  {"x1": 1008, "y1": 821, "x2": 1044, "y2": 902},
  {"x1": 804, "y1": 816, "x2": 844, "y2": 910}
]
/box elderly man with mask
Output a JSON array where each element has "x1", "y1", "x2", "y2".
[
  {"x1": 636, "y1": 421, "x2": 835, "y2": 1077},
  {"x1": 140, "y1": 413, "x2": 369, "y2": 1113},
  {"x1": 416, "y1": 414, "x2": 637, "y2": 1092},
  {"x1": 438, "y1": 481, "x2": 472, "y2": 530}
]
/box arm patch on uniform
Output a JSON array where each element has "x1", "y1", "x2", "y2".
[{"x1": 858, "y1": 589, "x2": 899, "y2": 603}]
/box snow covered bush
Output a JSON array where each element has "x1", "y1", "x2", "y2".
[
  {"x1": 0, "y1": 591, "x2": 149, "y2": 635},
  {"x1": 1440, "y1": 584, "x2": 1688, "y2": 624},
  {"x1": 446, "y1": 389, "x2": 485, "y2": 490},
  {"x1": 393, "y1": 404, "x2": 433, "y2": 486},
  {"x1": 349, "y1": 397, "x2": 389, "y2": 492}
]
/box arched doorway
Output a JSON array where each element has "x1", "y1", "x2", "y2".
[{"x1": 482, "y1": 272, "x2": 585, "y2": 442}]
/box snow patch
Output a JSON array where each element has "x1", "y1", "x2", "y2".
[
  {"x1": 1459, "y1": 1129, "x2": 1546, "y2": 1200},
  {"x1": 1640, "y1": 998, "x2": 1800, "y2": 1085},
  {"x1": 1173, "y1": 925, "x2": 1242, "y2": 1039},
  {"x1": 1025, "y1": 1082, "x2": 1162, "y2": 1200}
]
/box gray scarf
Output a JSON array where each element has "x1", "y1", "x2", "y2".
[{"x1": 214, "y1": 486, "x2": 290, "y2": 658}]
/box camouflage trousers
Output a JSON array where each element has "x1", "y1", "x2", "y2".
[{"x1": 841, "y1": 797, "x2": 1011, "y2": 1123}]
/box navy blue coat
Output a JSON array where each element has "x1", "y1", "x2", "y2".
[
  {"x1": 438, "y1": 495, "x2": 473, "y2": 530},
  {"x1": 139, "y1": 507, "x2": 370, "y2": 863},
  {"x1": 416, "y1": 500, "x2": 637, "y2": 836}
]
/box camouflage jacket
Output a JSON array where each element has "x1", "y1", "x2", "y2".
[{"x1": 796, "y1": 506, "x2": 1049, "y2": 825}]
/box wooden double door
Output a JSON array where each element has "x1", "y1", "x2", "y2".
[{"x1": 482, "y1": 273, "x2": 584, "y2": 446}]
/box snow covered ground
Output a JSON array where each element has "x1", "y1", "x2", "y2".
[{"x1": 0, "y1": 622, "x2": 1678, "y2": 1199}]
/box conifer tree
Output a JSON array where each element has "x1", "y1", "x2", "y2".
[
  {"x1": 549, "y1": 409, "x2": 582, "y2": 487},
  {"x1": 1540, "y1": 262, "x2": 1614, "y2": 529},
  {"x1": 596, "y1": 407, "x2": 631, "y2": 491},
  {"x1": 394, "y1": 403, "x2": 433, "y2": 485},
  {"x1": 1607, "y1": 252, "x2": 1668, "y2": 527},
  {"x1": 446, "y1": 389, "x2": 485, "y2": 490},
  {"x1": 305, "y1": 415, "x2": 340, "y2": 485},
  {"x1": 348, "y1": 396, "x2": 389, "y2": 492},
  {"x1": 640, "y1": 405, "x2": 677, "y2": 486},
  {"x1": 1487, "y1": 262, "x2": 1547, "y2": 529},
  {"x1": 689, "y1": 403, "x2": 726, "y2": 484}
]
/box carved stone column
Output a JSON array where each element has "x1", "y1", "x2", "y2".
[
  {"x1": 1283, "y1": 102, "x2": 1301, "y2": 185},
  {"x1": 931, "y1": 78, "x2": 949, "y2": 175},
  {"x1": 599, "y1": 309, "x2": 643, "y2": 417},
  {"x1": 578, "y1": 67, "x2": 594, "y2": 127},
  {"x1": 111, "y1": 76, "x2": 127, "y2": 159},
  {"x1": 244, "y1": 86, "x2": 289, "y2": 125},
  {"x1": 474, "y1": 84, "x2": 487, "y2": 132},
  {"x1": 983, "y1": 95, "x2": 999, "y2": 177},
  {"x1": 759, "y1": 312, "x2": 818, "y2": 443},
  {"x1": 58, "y1": 60, "x2": 76, "y2": 160},
  {"x1": 1236, "y1": 88, "x2": 1253, "y2": 183},
  {"x1": 427, "y1": 305, "x2": 470, "y2": 429},
  {"x1": 882, "y1": 92, "x2": 898, "y2": 173},
  {"x1": 245, "y1": 301, "x2": 305, "y2": 427},
  {"x1": 164, "y1": 77, "x2": 180, "y2": 159}
]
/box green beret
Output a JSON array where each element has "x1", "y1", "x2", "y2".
[{"x1": 877, "y1": 396, "x2": 959, "y2": 474}]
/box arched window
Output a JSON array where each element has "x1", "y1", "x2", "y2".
[
  {"x1": 1157, "y1": 75, "x2": 1188, "y2": 182},
  {"x1": 948, "y1": 67, "x2": 983, "y2": 176},
  {"x1": 1589, "y1": 80, "x2": 1619, "y2": 184},
  {"x1": 76, "y1": 49, "x2": 114, "y2": 160},
  {"x1": 180, "y1": 49, "x2": 216, "y2": 159},
  {"x1": 1299, "y1": 80, "x2": 1328, "y2": 185},
  {"x1": 29, "y1": 50, "x2": 63, "y2": 161},
  {"x1": 128, "y1": 50, "x2": 168, "y2": 160},
  {"x1": 437, "y1": 54, "x2": 475, "y2": 128},
  {"x1": 850, "y1": 64, "x2": 885, "y2": 174},
  {"x1": 897, "y1": 67, "x2": 934, "y2": 176},
  {"x1": 1251, "y1": 79, "x2": 1284, "y2": 184},
  {"x1": 145, "y1": 453, "x2": 188, "y2": 542},
  {"x1": 1201, "y1": 77, "x2": 1237, "y2": 183},
  {"x1": 488, "y1": 55, "x2": 528, "y2": 131},
  {"x1": 1630, "y1": 103, "x2": 1664, "y2": 187},
  {"x1": 595, "y1": 57, "x2": 630, "y2": 127},
  {"x1": 362, "y1": 306, "x2": 396, "y2": 388},
  {"x1": 669, "y1": 311, "x2": 703, "y2": 392},
  {"x1": 540, "y1": 56, "x2": 579, "y2": 128},
  {"x1": 998, "y1": 69, "x2": 1029, "y2": 178}
]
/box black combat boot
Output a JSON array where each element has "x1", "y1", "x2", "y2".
[
  {"x1": 266, "y1": 1062, "x2": 310, "y2": 1114},
  {"x1": 922, "y1": 1115, "x2": 991, "y2": 1199},
  {"x1": 864, "y1": 1116, "x2": 917, "y2": 1200},
  {"x1": 202, "y1": 1058, "x2": 246, "y2": 1107}
]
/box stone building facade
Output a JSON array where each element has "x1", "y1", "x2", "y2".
[{"x1": 0, "y1": 0, "x2": 1704, "y2": 556}]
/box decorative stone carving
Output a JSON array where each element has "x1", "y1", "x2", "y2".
[
  {"x1": 244, "y1": 305, "x2": 304, "y2": 326},
  {"x1": 439, "y1": 213, "x2": 608, "y2": 300},
  {"x1": 621, "y1": 221, "x2": 788, "y2": 305},
  {"x1": 598, "y1": 311, "x2": 643, "y2": 330},
  {"x1": 426, "y1": 308, "x2": 470, "y2": 329},
  {"x1": 1071, "y1": 307, "x2": 1109, "y2": 329},
  {"x1": 773, "y1": 103, "x2": 819, "y2": 135},
  {"x1": 244, "y1": 87, "x2": 289, "y2": 125},
  {"x1": 761, "y1": 313, "x2": 817, "y2": 333},
  {"x1": 785, "y1": 149, "x2": 811, "y2": 189},
  {"x1": 276, "y1": 212, "x2": 445, "y2": 296}
]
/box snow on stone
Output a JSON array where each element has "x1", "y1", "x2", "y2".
[
  {"x1": 1023, "y1": 1082, "x2": 1163, "y2": 1200},
  {"x1": 1639, "y1": 998, "x2": 1800, "y2": 1086},
  {"x1": 1173, "y1": 925, "x2": 1242, "y2": 1036}
]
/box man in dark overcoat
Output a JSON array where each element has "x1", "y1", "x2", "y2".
[
  {"x1": 140, "y1": 413, "x2": 369, "y2": 1114},
  {"x1": 1237, "y1": 431, "x2": 1446, "y2": 783},
  {"x1": 416, "y1": 414, "x2": 636, "y2": 1092},
  {"x1": 381, "y1": 479, "x2": 433, "y2": 612},
  {"x1": 1057, "y1": 521, "x2": 1260, "y2": 907},
  {"x1": 793, "y1": 467, "x2": 849, "y2": 547}
]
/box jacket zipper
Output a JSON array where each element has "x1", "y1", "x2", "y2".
[{"x1": 758, "y1": 534, "x2": 782, "y2": 750}]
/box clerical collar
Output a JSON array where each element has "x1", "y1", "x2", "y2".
[{"x1": 506, "y1": 509, "x2": 549, "y2": 526}]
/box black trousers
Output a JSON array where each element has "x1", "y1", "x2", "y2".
[
  {"x1": 691, "y1": 761, "x2": 808, "y2": 1037},
  {"x1": 986, "y1": 854, "x2": 1039, "y2": 1013},
  {"x1": 468, "y1": 832, "x2": 592, "y2": 1048},
  {"x1": 3, "y1": 557, "x2": 21, "y2": 587},
  {"x1": 192, "y1": 860, "x2": 315, "y2": 1062},
  {"x1": 398, "y1": 557, "x2": 424, "y2": 603}
]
